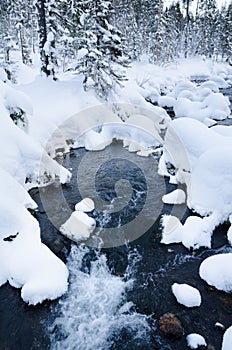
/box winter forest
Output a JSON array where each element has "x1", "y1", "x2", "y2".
[
  {"x1": 1, "y1": 0, "x2": 232, "y2": 350},
  {"x1": 0, "y1": 0, "x2": 232, "y2": 96}
]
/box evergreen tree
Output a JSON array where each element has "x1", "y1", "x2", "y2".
[
  {"x1": 76, "y1": 0, "x2": 130, "y2": 99},
  {"x1": 114, "y1": 0, "x2": 142, "y2": 60},
  {"x1": 36, "y1": 0, "x2": 66, "y2": 78},
  {"x1": 220, "y1": 3, "x2": 232, "y2": 62}
]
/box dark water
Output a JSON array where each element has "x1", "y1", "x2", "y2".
[{"x1": 1, "y1": 88, "x2": 232, "y2": 350}]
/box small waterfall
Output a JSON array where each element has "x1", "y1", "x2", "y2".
[{"x1": 50, "y1": 245, "x2": 151, "y2": 350}]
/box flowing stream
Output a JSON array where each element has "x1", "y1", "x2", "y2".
[{"x1": 0, "y1": 87, "x2": 232, "y2": 350}]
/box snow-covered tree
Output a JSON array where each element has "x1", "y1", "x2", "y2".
[
  {"x1": 194, "y1": 0, "x2": 218, "y2": 57},
  {"x1": 76, "y1": 0, "x2": 130, "y2": 99},
  {"x1": 220, "y1": 3, "x2": 232, "y2": 62},
  {"x1": 114, "y1": 0, "x2": 142, "y2": 60},
  {"x1": 36, "y1": 0, "x2": 67, "y2": 78}
]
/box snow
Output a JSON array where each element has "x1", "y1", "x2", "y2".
[
  {"x1": 0, "y1": 56, "x2": 231, "y2": 305},
  {"x1": 0, "y1": 170, "x2": 69, "y2": 305},
  {"x1": 186, "y1": 333, "x2": 207, "y2": 349},
  {"x1": 161, "y1": 214, "x2": 220, "y2": 249},
  {"x1": 160, "y1": 118, "x2": 232, "y2": 218},
  {"x1": 75, "y1": 198, "x2": 95, "y2": 212},
  {"x1": 172, "y1": 283, "x2": 201, "y2": 308},
  {"x1": 199, "y1": 253, "x2": 232, "y2": 292},
  {"x1": 162, "y1": 189, "x2": 186, "y2": 204},
  {"x1": 60, "y1": 211, "x2": 96, "y2": 242},
  {"x1": 227, "y1": 215, "x2": 232, "y2": 245},
  {"x1": 222, "y1": 326, "x2": 232, "y2": 350}
]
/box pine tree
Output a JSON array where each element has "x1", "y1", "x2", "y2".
[
  {"x1": 114, "y1": 0, "x2": 142, "y2": 60},
  {"x1": 220, "y1": 3, "x2": 232, "y2": 62},
  {"x1": 36, "y1": 0, "x2": 65, "y2": 78},
  {"x1": 76, "y1": 0, "x2": 130, "y2": 99}
]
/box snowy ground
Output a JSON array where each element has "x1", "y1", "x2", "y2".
[{"x1": 1, "y1": 53, "x2": 232, "y2": 337}]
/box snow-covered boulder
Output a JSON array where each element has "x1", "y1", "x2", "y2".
[
  {"x1": 199, "y1": 254, "x2": 232, "y2": 292},
  {"x1": 172, "y1": 283, "x2": 201, "y2": 308},
  {"x1": 162, "y1": 189, "x2": 186, "y2": 204},
  {"x1": 222, "y1": 325, "x2": 232, "y2": 350},
  {"x1": 75, "y1": 198, "x2": 95, "y2": 212},
  {"x1": 186, "y1": 333, "x2": 207, "y2": 349},
  {"x1": 60, "y1": 211, "x2": 96, "y2": 242},
  {"x1": 161, "y1": 214, "x2": 218, "y2": 250}
]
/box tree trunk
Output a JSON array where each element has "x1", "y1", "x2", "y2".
[{"x1": 36, "y1": 0, "x2": 50, "y2": 75}]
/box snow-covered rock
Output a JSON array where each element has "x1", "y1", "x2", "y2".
[
  {"x1": 186, "y1": 333, "x2": 207, "y2": 349},
  {"x1": 172, "y1": 283, "x2": 201, "y2": 308},
  {"x1": 161, "y1": 215, "x2": 183, "y2": 245},
  {"x1": 199, "y1": 254, "x2": 232, "y2": 292},
  {"x1": 60, "y1": 211, "x2": 96, "y2": 242},
  {"x1": 158, "y1": 95, "x2": 175, "y2": 108},
  {"x1": 161, "y1": 214, "x2": 218, "y2": 249},
  {"x1": 210, "y1": 75, "x2": 229, "y2": 88},
  {"x1": 162, "y1": 189, "x2": 186, "y2": 204},
  {"x1": 222, "y1": 325, "x2": 232, "y2": 350},
  {"x1": 75, "y1": 198, "x2": 95, "y2": 212}
]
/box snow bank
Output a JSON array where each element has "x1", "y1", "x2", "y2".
[
  {"x1": 222, "y1": 326, "x2": 232, "y2": 350},
  {"x1": 172, "y1": 283, "x2": 201, "y2": 308},
  {"x1": 160, "y1": 118, "x2": 232, "y2": 217},
  {"x1": 199, "y1": 253, "x2": 232, "y2": 292},
  {"x1": 0, "y1": 81, "x2": 71, "y2": 304},
  {"x1": 0, "y1": 170, "x2": 68, "y2": 304},
  {"x1": 186, "y1": 333, "x2": 207, "y2": 349}
]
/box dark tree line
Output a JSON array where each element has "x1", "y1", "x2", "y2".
[{"x1": 0, "y1": 0, "x2": 231, "y2": 96}]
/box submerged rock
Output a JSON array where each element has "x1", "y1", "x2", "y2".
[{"x1": 159, "y1": 313, "x2": 184, "y2": 339}]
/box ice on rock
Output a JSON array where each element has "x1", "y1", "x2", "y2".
[
  {"x1": 162, "y1": 189, "x2": 186, "y2": 204},
  {"x1": 75, "y1": 198, "x2": 95, "y2": 212},
  {"x1": 186, "y1": 333, "x2": 207, "y2": 349},
  {"x1": 222, "y1": 325, "x2": 232, "y2": 350},
  {"x1": 199, "y1": 253, "x2": 232, "y2": 292},
  {"x1": 172, "y1": 283, "x2": 201, "y2": 308},
  {"x1": 60, "y1": 211, "x2": 96, "y2": 242}
]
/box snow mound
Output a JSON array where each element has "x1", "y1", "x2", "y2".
[
  {"x1": 162, "y1": 189, "x2": 186, "y2": 204},
  {"x1": 161, "y1": 214, "x2": 219, "y2": 249},
  {"x1": 222, "y1": 325, "x2": 232, "y2": 350},
  {"x1": 75, "y1": 198, "x2": 95, "y2": 212},
  {"x1": 172, "y1": 283, "x2": 201, "y2": 308},
  {"x1": 186, "y1": 333, "x2": 207, "y2": 349},
  {"x1": 199, "y1": 254, "x2": 232, "y2": 292},
  {"x1": 60, "y1": 211, "x2": 96, "y2": 242},
  {"x1": 163, "y1": 76, "x2": 230, "y2": 124}
]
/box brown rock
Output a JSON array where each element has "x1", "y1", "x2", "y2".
[{"x1": 159, "y1": 313, "x2": 184, "y2": 339}]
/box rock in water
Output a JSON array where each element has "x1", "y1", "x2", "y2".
[
  {"x1": 159, "y1": 313, "x2": 183, "y2": 339},
  {"x1": 75, "y1": 198, "x2": 95, "y2": 212},
  {"x1": 60, "y1": 211, "x2": 96, "y2": 242}
]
